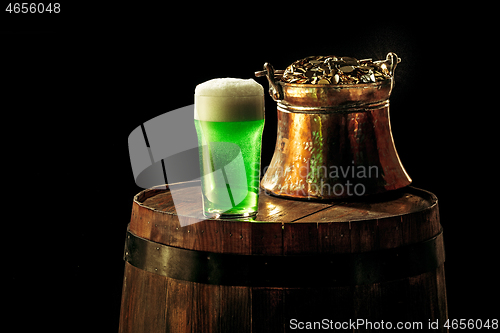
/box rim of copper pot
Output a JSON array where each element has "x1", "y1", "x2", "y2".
[{"x1": 277, "y1": 77, "x2": 394, "y2": 111}]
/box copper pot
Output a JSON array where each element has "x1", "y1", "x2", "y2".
[{"x1": 255, "y1": 52, "x2": 411, "y2": 200}]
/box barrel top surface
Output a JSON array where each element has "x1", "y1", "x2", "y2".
[{"x1": 134, "y1": 181, "x2": 436, "y2": 224}]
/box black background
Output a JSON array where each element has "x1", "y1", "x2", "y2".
[{"x1": 2, "y1": 4, "x2": 497, "y2": 332}]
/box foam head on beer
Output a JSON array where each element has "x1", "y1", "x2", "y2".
[{"x1": 194, "y1": 78, "x2": 264, "y2": 122}]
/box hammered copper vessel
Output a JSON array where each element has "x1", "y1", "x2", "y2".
[{"x1": 255, "y1": 52, "x2": 411, "y2": 200}]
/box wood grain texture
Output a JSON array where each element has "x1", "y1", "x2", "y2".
[
  {"x1": 120, "y1": 182, "x2": 448, "y2": 333},
  {"x1": 119, "y1": 262, "x2": 167, "y2": 333}
]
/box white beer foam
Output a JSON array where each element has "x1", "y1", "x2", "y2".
[
  {"x1": 195, "y1": 78, "x2": 264, "y2": 122},
  {"x1": 195, "y1": 78, "x2": 264, "y2": 97}
]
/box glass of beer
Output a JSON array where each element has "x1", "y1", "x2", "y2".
[{"x1": 194, "y1": 78, "x2": 265, "y2": 218}]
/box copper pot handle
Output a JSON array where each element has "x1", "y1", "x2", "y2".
[
  {"x1": 386, "y1": 52, "x2": 401, "y2": 76},
  {"x1": 255, "y1": 63, "x2": 284, "y2": 101}
]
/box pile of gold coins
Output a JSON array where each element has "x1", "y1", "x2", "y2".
[{"x1": 281, "y1": 55, "x2": 391, "y2": 85}]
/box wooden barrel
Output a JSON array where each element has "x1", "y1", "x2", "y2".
[{"x1": 119, "y1": 181, "x2": 448, "y2": 333}]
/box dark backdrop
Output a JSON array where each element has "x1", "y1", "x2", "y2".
[{"x1": 3, "y1": 5, "x2": 497, "y2": 332}]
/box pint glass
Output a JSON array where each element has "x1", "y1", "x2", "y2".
[{"x1": 194, "y1": 78, "x2": 265, "y2": 218}]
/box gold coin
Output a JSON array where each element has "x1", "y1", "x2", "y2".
[
  {"x1": 357, "y1": 66, "x2": 374, "y2": 71},
  {"x1": 339, "y1": 65, "x2": 355, "y2": 73},
  {"x1": 341, "y1": 57, "x2": 358, "y2": 65}
]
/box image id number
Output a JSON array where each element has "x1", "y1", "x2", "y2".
[
  {"x1": 6, "y1": 3, "x2": 60, "y2": 13},
  {"x1": 444, "y1": 319, "x2": 498, "y2": 330}
]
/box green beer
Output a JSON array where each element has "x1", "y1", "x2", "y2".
[{"x1": 194, "y1": 78, "x2": 265, "y2": 218}]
